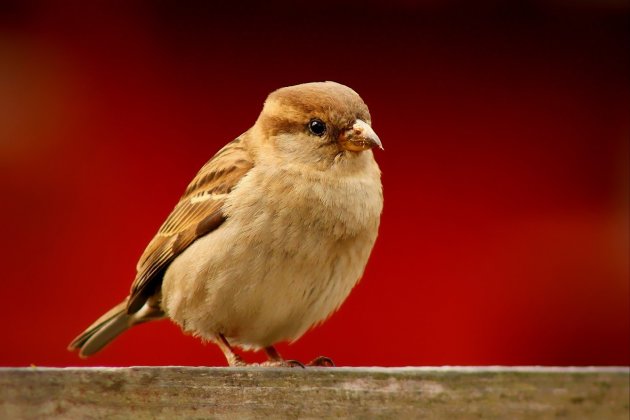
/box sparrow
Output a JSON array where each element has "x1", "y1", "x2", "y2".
[{"x1": 68, "y1": 81, "x2": 383, "y2": 367}]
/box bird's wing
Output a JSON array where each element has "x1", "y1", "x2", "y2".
[{"x1": 127, "y1": 137, "x2": 253, "y2": 313}]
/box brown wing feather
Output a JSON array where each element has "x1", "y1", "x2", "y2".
[{"x1": 127, "y1": 137, "x2": 253, "y2": 313}]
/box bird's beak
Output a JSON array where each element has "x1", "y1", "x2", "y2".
[{"x1": 338, "y1": 119, "x2": 384, "y2": 152}]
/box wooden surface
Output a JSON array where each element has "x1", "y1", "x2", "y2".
[{"x1": 0, "y1": 366, "x2": 628, "y2": 419}]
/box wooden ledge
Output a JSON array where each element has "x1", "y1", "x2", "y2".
[{"x1": 1, "y1": 366, "x2": 628, "y2": 419}]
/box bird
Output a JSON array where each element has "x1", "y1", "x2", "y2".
[{"x1": 68, "y1": 81, "x2": 383, "y2": 367}]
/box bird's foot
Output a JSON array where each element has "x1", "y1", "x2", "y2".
[
  {"x1": 260, "y1": 359, "x2": 305, "y2": 368},
  {"x1": 306, "y1": 356, "x2": 335, "y2": 367},
  {"x1": 227, "y1": 354, "x2": 248, "y2": 367}
]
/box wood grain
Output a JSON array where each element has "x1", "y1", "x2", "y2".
[{"x1": 1, "y1": 367, "x2": 628, "y2": 419}]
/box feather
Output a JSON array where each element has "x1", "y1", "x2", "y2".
[{"x1": 127, "y1": 137, "x2": 253, "y2": 312}]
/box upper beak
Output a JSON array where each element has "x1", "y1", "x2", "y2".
[{"x1": 339, "y1": 119, "x2": 383, "y2": 152}]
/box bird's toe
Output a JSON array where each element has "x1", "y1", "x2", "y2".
[
  {"x1": 260, "y1": 359, "x2": 305, "y2": 368},
  {"x1": 307, "y1": 356, "x2": 335, "y2": 367}
]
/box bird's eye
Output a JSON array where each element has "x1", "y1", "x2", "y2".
[{"x1": 308, "y1": 119, "x2": 327, "y2": 136}]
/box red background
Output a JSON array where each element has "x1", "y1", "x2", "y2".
[{"x1": 0, "y1": 1, "x2": 628, "y2": 367}]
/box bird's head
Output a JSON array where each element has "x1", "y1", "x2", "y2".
[{"x1": 254, "y1": 81, "x2": 382, "y2": 168}]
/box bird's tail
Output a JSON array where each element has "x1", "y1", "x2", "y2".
[{"x1": 68, "y1": 297, "x2": 164, "y2": 357}]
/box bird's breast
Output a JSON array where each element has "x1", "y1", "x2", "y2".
[
  {"x1": 163, "y1": 157, "x2": 383, "y2": 348},
  {"x1": 226, "y1": 158, "x2": 383, "y2": 241}
]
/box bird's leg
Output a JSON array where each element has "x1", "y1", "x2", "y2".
[
  {"x1": 216, "y1": 334, "x2": 246, "y2": 367},
  {"x1": 263, "y1": 346, "x2": 283, "y2": 363},
  {"x1": 306, "y1": 356, "x2": 335, "y2": 367},
  {"x1": 216, "y1": 336, "x2": 304, "y2": 368},
  {"x1": 263, "y1": 346, "x2": 305, "y2": 368}
]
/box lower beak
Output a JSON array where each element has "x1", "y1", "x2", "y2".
[{"x1": 339, "y1": 119, "x2": 383, "y2": 152}]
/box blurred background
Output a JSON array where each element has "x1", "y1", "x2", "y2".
[{"x1": 0, "y1": 0, "x2": 628, "y2": 367}]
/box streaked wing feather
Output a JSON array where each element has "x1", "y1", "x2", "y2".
[{"x1": 127, "y1": 137, "x2": 253, "y2": 313}]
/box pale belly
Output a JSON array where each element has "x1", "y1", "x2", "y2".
[{"x1": 161, "y1": 218, "x2": 376, "y2": 348}]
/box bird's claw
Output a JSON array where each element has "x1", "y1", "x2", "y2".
[
  {"x1": 259, "y1": 359, "x2": 305, "y2": 368},
  {"x1": 285, "y1": 359, "x2": 306, "y2": 368},
  {"x1": 306, "y1": 356, "x2": 335, "y2": 367}
]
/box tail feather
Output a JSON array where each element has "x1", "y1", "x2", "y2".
[
  {"x1": 68, "y1": 300, "x2": 131, "y2": 357},
  {"x1": 68, "y1": 297, "x2": 164, "y2": 358}
]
